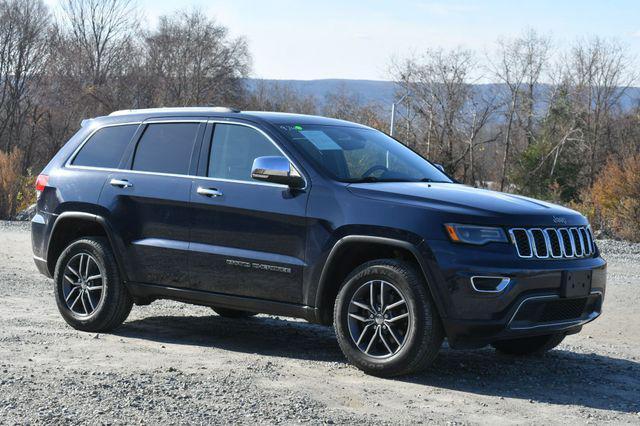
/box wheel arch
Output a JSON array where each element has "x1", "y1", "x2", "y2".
[
  {"x1": 313, "y1": 235, "x2": 445, "y2": 325},
  {"x1": 46, "y1": 212, "x2": 126, "y2": 280}
]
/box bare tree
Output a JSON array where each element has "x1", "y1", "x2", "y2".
[
  {"x1": 244, "y1": 80, "x2": 317, "y2": 114},
  {"x1": 562, "y1": 37, "x2": 637, "y2": 186},
  {"x1": 0, "y1": 0, "x2": 50, "y2": 155},
  {"x1": 145, "y1": 9, "x2": 250, "y2": 107},
  {"x1": 392, "y1": 48, "x2": 497, "y2": 181},
  {"x1": 489, "y1": 35, "x2": 531, "y2": 191},
  {"x1": 59, "y1": 0, "x2": 139, "y2": 108},
  {"x1": 323, "y1": 85, "x2": 385, "y2": 130},
  {"x1": 459, "y1": 89, "x2": 500, "y2": 184},
  {"x1": 519, "y1": 29, "x2": 551, "y2": 146},
  {"x1": 61, "y1": 0, "x2": 137, "y2": 85}
]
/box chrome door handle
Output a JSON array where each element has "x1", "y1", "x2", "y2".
[
  {"x1": 196, "y1": 187, "x2": 223, "y2": 197},
  {"x1": 110, "y1": 178, "x2": 133, "y2": 188}
]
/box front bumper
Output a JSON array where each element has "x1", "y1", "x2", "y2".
[
  {"x1": 444, "y1": 291, "x2": 603, "y2": 348},
  {"x1": 423, "y1": 239, "x2": 607, "y2": 348}
]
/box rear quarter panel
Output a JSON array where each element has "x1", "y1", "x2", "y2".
[{"x1": 32, "y1": 126, "x2": 109, "y2": 260}]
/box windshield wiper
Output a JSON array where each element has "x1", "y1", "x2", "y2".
[
  {"x1": 350, "y1": 177, "x2": 409, "y2": 183},
  {"x1": 348, "y1": 177, "x2": 453, "y2": 184},
  {"x1": 417, "y1": 178, "x2": 454, "y2": 183}
]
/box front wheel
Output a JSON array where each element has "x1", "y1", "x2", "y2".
[
  {"x1": 491, "y1": 334, "x2": 565, "y2": 355},
  {"x1": 334, "y1": 259, "x2": 443, "y2": 377}
]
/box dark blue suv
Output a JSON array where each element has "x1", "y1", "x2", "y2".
[{"x1": 31, "y1": 107, "x2": 606, "y2": 377}]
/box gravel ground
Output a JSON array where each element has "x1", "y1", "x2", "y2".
[{"x1": 0, "y1": 220, "x2": 639, "y2": 424}]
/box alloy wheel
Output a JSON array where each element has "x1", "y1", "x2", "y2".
[
  {"x1": 347, "y1": 280, "x2": 412, "y2": 358},
  {"x1": 62, "y1": 252, "x2": 105, "y2": 317}
]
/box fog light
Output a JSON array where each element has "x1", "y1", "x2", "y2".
[{"x1": 470, "y1": 276, "x2": 511, "y2": 293}]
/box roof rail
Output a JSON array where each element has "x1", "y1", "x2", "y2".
[{"x1": 108, "y1": 107, "x2": 241, "y2": 116}]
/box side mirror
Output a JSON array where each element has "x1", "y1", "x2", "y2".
[
  {"x1": 251, "y1": 156, "x2": 305, "y2": 188},
  {"x1": 434, "y1": 163, "x2": 445, "y2": 172}
]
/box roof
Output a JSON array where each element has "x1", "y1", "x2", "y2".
[{"x1": 87, "y1": 107, "x2": 369, "y2": 129}]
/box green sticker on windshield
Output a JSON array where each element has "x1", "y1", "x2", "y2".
[{"x1": 294, "y1": 125, "x2": 303, "y2": 131}]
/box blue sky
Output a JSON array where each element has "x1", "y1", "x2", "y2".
[{"x1": 47, "y1": 0, "x2": 640, "y2": 80}]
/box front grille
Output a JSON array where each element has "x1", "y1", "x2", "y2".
[
  {"x1": 530, "y1": 229, "x2": 548, "y2": 257},
  {"x1": 509, "y1": 226, "x2": 594, "y2": 259},
  {"x1": 559, "y1": 228, "x2": 573, "y2": 255},
  {"x1": 546, "y1": 229, "x2": 562, "y2": 257}
]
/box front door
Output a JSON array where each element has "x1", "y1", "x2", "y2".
[{"x1": 189, "y1": 122, "x2": 308, "y2": 304}]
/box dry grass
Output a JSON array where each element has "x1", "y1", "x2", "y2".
[
  {"x1": 0, "y1": 149, "x2": 35, "y2": 219},
  {"x1": 581, "y1": 155, "x2": 640, "y2": 242}
]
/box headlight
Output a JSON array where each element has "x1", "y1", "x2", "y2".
[{"x1": 444, "y1": 223, "x2": 508, "y2": 245}]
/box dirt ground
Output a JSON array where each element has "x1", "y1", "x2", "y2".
[{"x1": 0, "y1": 220, "x2": 639, "y2": 424}]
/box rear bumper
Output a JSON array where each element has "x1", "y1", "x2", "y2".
[
  {"x1": 31, "y1": 210, "x2": 55, "y2": 278},
  {"x1": 423, "y1": 239, "x2": 607, "y2": 348}
]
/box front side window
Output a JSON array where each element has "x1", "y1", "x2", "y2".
[
  {"x1": 208, "y1": 124, "x2": 281, "y2": 181},
  {"x1": 278, "y1": 124, "x2": 452, "y2": 183},
  {"x1": 132, "y1": 123, "x2": 199, "y2": 175},
  {"x1": 72, "y1": 125, "x2": 138, "y2": 168}
]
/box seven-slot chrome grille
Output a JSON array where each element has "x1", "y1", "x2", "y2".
[{"x1": 508, "y1": 227, "x2": 594, "y2": 259}]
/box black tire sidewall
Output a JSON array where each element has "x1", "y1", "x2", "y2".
[
  {"x1": 54, "y1": 238, "x2": 124, "y2": 331},
  {"x1": 334, "y1": 261, "x2": 438, "y2": 375}
]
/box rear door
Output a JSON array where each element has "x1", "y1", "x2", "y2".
[
  {"x1": 99, "y1": 119, "x2": 205, "y2": 287},
  {"x1": 64, "y1": 123, "x2": 141, "y2": 211},
  {"x1": 189, "y1": 121, "x2": 309, "y2": 304}
]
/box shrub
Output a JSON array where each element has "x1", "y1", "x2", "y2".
[
  {"x1": 586, "y1": 155, "x2": 640, "y2": 241},
  {"x1": 0, "y1": 149, "x2": 36, "y2": 220}
]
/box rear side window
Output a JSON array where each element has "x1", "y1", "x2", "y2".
[
  {"x1": 72, "y1": 125, "x2": 138, "y2": 168},
  {"x1": 132, "y1": 123, "x2": 199, "y2": 175},
  {"x1": 208, "y1": 124, "x2": 281, "y2": 181}
]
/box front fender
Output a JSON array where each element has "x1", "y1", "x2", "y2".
[{"x1": 307, "y1": 232, "x2": 448, "y2": 323}]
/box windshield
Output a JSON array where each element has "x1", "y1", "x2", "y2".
[{"x1": 278, "y1": 124, "x2": 453, "y2": 183}]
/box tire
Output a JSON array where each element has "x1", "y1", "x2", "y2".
[
  {"x1": 491, "y1": 334, "x2": 565, "y2": 356},
  {"x1": 54, "y1": 237, "x2": 133, "y2": 332},
  {"x1": 211, "y1": 307, "x2": 257, "y2": 318},
  {"x1": 333, "y1": 259, "x2": 443, "y2": 377}
]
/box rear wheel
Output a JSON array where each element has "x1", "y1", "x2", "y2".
[
  {"x1": 211, "y1": 307, "x2": 257, "y2": 318},
  {"x1": 492, "y1": 334, "x2": 565, "y2": 355},
  {"x1": 334, "y1": 259, "x2": 443, "y2": 377},
  {"x1": 54, "y1": 237, "x2": 133, "y2": 332}
]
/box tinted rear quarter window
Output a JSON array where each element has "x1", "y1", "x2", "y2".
[
  {"x1": 72, "y1": 125, "x2": 138, "y2": 168},
  {"x1": 132, "y1": 123, "x2": 199, "y2": 175}
]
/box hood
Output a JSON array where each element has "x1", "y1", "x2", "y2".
[{"x1": 347, "y1": 182, "x2": 587, "y2": 226}]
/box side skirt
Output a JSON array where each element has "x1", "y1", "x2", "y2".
[{"x1": 127, "y1": 282, "x2": 319, "y2": 323}]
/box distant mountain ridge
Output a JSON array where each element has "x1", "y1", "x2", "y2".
[
  {"x1": 244, "y1": 78, "x2": 640, "y2": 114},
  {"x1": 244, "y1": 78, "x2": 397, "y2": 112}
]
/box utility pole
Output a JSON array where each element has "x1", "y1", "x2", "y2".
[{"x1": 389, "y1": 91, "x2": 411, "y2": 137}]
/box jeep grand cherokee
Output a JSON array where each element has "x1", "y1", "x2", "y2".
[{"x1": 31, "y1": 107, "x2": 606, "y2": 377}]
